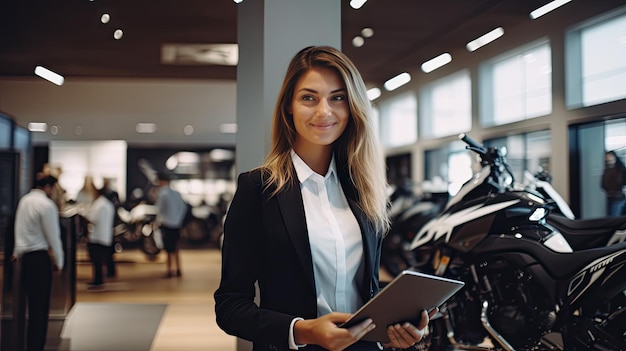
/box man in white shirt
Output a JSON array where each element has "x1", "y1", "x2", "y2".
[
  {"x1": 83, "y1": 187, "x2": 115, "y2": 289},
  {"x1": 155, "y1": 171, "x2": 187, "y2": 278},
  {"x1": 12, "y1": 175, "x2": 64, "y2": 351}
]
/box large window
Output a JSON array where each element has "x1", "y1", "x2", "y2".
[
  {"x1": 378, "y1": 92, "x2": 418, "y2": 148},
  {"x1": 484, "y1": 130, "x2": 552, "y2": 183},
  {"x1": 566, "y1": 7, "x2": 626, "y2": 108},
  {"x1": 480, "y1": 40, "x2": 552, "y2": 126},
  {"x1": 424, "y1": 141, "x2": 472, "y2": 195},
  {"x1": 419, "y1": 70, "x2": 471, "y2": 138}
]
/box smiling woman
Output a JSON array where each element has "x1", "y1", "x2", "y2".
[{"x1": 214, "y1": 46, "x2": 434, "y2": 351}]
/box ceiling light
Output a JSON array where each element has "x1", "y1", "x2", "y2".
[
  {"x1": 50, "y1": 125, "x2": 59, "y2": 135},
  {"x1": 361, "y1": 28, "x2": 374, "y2": 38},
  {"x1": 161, "y1": 44, "x2": 238, "y2": 66},
  {"x1": 352, "y1": 36, "x2": 365, "y2": 47},
  {"x1": 101, "y1": 14, "x2": 110, "y2": 24},
  {"x1": 421, "y1": 53, "x2": 452, "y2": 73},
  {"x1": 383, "y1": 73, "x2": 411, "y2": 91},
  {"x1": 466, "y1": 27, "x2": 504, "y2": 52},
  {"x1": 136, "y1": 123, "x2": 157, "y2": 134},
  {"x1": 350, "y1": 0, "x2": 367, "y2": 9},
  {"x1": 34, "y1": 66, "x2": 64, "y2": 86},
  {"x1": 367, "y1": 87, "x2": 381, "y2": 101},
  {"x1": 220, "y1": 123, "x2": 237, "y2": 134},
  {"x1": 530, "y1": 0, "x2": 572, "y2": 19},
  {"x1": 114, "y1": 29, "x2": 123, "y2": 40},
  {"x1": 28, "y1": 122, "x2": 48, "y2": 132},
  {"x1": 233, "y1": 0, "x2": 244, "y2": 3},
  {"x1": 183, "y1": 125, "x2": 194, "y2": 135}
]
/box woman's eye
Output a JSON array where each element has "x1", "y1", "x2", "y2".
[
  {"x1": 301, "y1": 95, "x2": 315, "y2": 101},
  {"x1": 332, "y1": 95, "x2": 347, "y2": 101}
]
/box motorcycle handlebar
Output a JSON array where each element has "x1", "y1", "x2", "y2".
[{"x1": 458, "y1": 133, "x2": 486, "y2": 153}]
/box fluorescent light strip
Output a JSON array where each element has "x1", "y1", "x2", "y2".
[
  {"x1": 383, "y1": 73, "x2": 411, "y2": 91},
  {"x1": 136, "y1": 123, "x2": 157, "y2": 133},
  {"x1": 367, "y1": 87, "x2": 381, "y2": 101},
  {"x1": 34, "y1": 66, "x2": 64, "y2": 86},
  {"x1": 421, "y1": 53, "x2": 452, "y2": 73},
  {"x1": 28, "y1": 122, "x2": 48, "y2": 132},
  {"x1": 466, "y1": 27, "x2": 504, "y2": 52},
  {"x1": 350, "y1": 0, "x2": 367, "y2": 9},
  {"x1": 530, "y1": 0, "x2": 572, "y2": 19},
  {"x1": 220, "y1": 123, "x2": 238, "y2": 134}
]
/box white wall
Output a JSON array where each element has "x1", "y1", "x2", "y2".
[{"x1": 0, "y1": 78, "x2": 237, "y2": 146}]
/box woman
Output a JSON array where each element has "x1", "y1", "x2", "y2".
[
  {"x1": 601, "y1": 150, "x2": 626, "y2": 216},
  {"x1": 215, "y1": 46, "x2": 432, "y2": 351}
]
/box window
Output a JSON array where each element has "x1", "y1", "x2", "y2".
[
  {"x1": 378, "y1": 92, "x2": 417, "y2": 148},
  {"x1": 566, "y1": 7, "x2": 626, "y2": 108},
  {"x1": 484, "y1": 130, "x2": 551, "y2": 183},
  {"x1": 420, "y1": 70, "x2": 471, "y2": 138},
  {"x1": 424, "y1": 141, "x2": 472, "y2": 195},
  {"x1": 480, "y1": 40, "x2": 552, "y2": 126}
]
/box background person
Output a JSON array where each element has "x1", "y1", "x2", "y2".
[
  {"x1": 12, "y1": 175, "x2": 65, "y2": 351},
  {"x1": 83, "y1": 186, "x2": 116, "y2": 289},
  {"x1": 214, "y1": 46, "x2": 433, "y2": 351},
  {"x1": 601, "y1": 150, "x2": 626, "y2": 216},
  {"x1": 155, "y1": 171, "x2": 187, "y2": 278}
]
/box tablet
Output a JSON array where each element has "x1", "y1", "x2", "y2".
[{"x1": 341, "y1": 270, "x2": 465, "y2": 343}]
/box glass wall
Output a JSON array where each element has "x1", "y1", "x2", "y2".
[{"x1": 419, "y1": 70, "x2": 471, "y2": 138}]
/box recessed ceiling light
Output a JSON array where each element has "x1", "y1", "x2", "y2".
[
  {"x1": 219, "y1": 123, "x2": 237, "y2": 134},
  {"x1": 530, "y1": 0, "x2": 572, "y2": 19},
  {"x1": 136, "y1": 123, "x2": 157, "y2": 134},
  {"x1": 75, "y1": 125, "x2": 83, "y2": 135},
  {"x1": 114, "y1": 29, "x2": 123, "y2": 40},
  {"x1": 34, "y1": 66, "x2": 64, "y2": 86},
  {"x1": 421, "y1": 53, "x2": 452, "y2": 73},
  {"x1": 367, "y1": 87, "x2": 381, "y2": 101},
  {"x1": 101, "y1": 14, "x2": 110, "y2": 24},
  {"x1": 352, "y1": 36, "x2": 365, "y2": 47},
  {"x1": 350, "y1": 0, "x2": 367, "y2": 9},
  {"x1": 184, "y1": 125, "x2": 194, "y2": 135},
  {"x1": 28, "y1": 122, "x2": 48, "y2": 132},
  {"x1": 466, "y1": 27, "x2": 504, "y2": 52},
  {"x1": 361, "y1": 28, "x2": 374, "y2": 38},
  {"x1": 384, "y1": 73, "x2": 411, "y2": 91}
]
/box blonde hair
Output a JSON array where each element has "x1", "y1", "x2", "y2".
[{"x1": 259, "y1": 46, "x2": 390, "y2": 234}]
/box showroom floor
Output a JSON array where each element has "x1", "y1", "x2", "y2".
[{"x1": 53, "y1": 245, "x2": 238, "y2": 351}]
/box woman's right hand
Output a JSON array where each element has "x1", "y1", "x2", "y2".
[{"x1": 294, "y1": 312, "x2": 375, "y2": 351}]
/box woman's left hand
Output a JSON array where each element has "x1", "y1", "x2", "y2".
[{"x1": 381, "y1": 308, "x2": 436, "y2": 349}]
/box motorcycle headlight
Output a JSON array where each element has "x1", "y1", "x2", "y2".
[{"x1": 529, "y1": 207, "x2": 547, "y2": 221}]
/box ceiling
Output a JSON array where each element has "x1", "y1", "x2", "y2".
[{"x1": 0, "y1": 0, "x2": 563, "y2": 87}]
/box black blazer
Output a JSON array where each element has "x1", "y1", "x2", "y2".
[{"x1": 214, "y1": 168, "x2": 384, "y2": 351}]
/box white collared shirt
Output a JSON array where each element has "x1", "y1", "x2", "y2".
[
  {"x1": 13, "y1": 189, "x2": 65, "y2": 270},
  {"x1": 84, "y1": 195, "x2": 115, "y2": 246}
]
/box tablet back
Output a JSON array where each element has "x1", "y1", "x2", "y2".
[{"x1": 343, "y1": 270, "x2": 465, "y2": 343}]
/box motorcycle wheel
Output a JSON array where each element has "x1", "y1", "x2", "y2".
[
  {"x1": 565, "y1": 287, "x2": 626, "y2": 350},
  {"x1": 141, "y1": 235, "x2": 161, "y2": 260}
]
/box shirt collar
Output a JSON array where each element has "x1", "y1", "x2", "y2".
[{"x1": 291, "y1": 149, "x2": 338, "y2": 184}]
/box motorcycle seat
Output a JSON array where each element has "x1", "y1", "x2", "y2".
[
  {"x1": 541, "y1": 241, "x2": 626, "y2": 280},
  {"x1": 547, "y1": 214, "x2": 626, "y2": 250}
]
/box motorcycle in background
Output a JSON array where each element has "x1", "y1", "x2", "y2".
[{"x1": 408, "y1": 133, "x2": 626, "y2": 351}]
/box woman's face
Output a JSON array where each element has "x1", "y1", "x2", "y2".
[{"x1": 290, "y1": 66, "x2": 350, "y2": 154}]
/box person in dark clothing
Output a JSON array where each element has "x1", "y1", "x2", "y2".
[
  {"x1": 12, "y1": 175, "x2": 65, "y2": 351},
  {"x1": 601, "y1": 150, "x2": 626, "y2": 216}
]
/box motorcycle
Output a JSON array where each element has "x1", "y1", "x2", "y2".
[
  {"x1": 382, "y1": 184, "x2": 448, "y2": 277},
  {"x1": 407, "y1": 133, "x2": 626, "y2": 351},
  {"x1": 114, "y1": 203, "x2": 161, "y2": 259},
  {"x1": 521, "y1": 169, "x2": 626, "y2": 250}
]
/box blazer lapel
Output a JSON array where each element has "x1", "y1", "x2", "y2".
[{"x1": 276, "y1": 181, "x2": 316, "y2": 292}]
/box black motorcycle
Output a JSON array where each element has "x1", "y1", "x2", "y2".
[{"x1": 408, "y1": 134, "x2": 626, "y2": 351}]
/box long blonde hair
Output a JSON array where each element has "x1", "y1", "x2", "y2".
[{"x1": 260, "y1": 46, "x2": 390, "y2": 234}]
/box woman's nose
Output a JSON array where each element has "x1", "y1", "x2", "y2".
[{"x1": 316, "y1": 99, "x2": 332, "y2": 116}]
